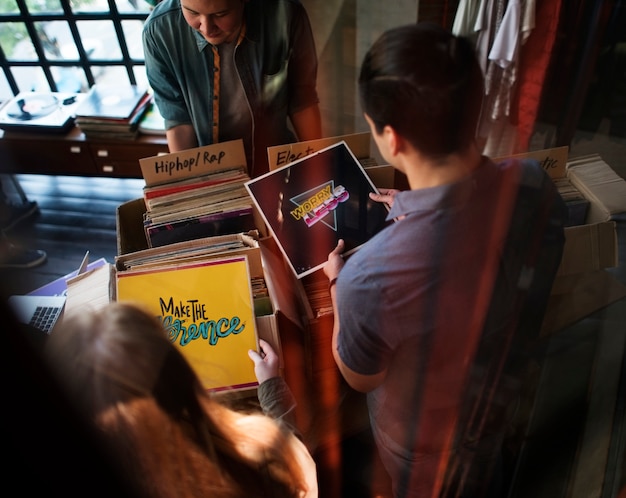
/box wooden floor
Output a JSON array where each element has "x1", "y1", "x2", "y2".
[{"x1": 0, "y1": 174, "x2": 144, "y2": 297}]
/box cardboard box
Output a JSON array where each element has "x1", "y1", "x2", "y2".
[
  {"x1": 116, "y1": 198, "x2": 306, "y2": 373},
  {"x1": 495, "y1": 147, "x2": 626, "y2": 334},
  {"x1": 137, "y1": 140, "x2": 263, "y2": 248},
  {"x1": 492, "y1": 146, "x2": 620, "y2": 277},
  {"x1": 557, "y1": 221, "x2": 618, "y2": 277},
  {"x1": 540, "y1": 269, "x2": 626, "y2": 335}
]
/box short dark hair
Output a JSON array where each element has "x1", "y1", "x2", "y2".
[{"x1": 359, "y1": 23, "x2": 484, "y2": 159}]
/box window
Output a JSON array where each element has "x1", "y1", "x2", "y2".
[{"x1": 0, "y1": 0, "x2": 154, "y2": 101}]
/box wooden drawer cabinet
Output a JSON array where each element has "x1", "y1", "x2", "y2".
[
  {"x1": 88, "y1": 139, "x2": 169, "y2": 177},
  {"x1": 0, "y1": 126, "x2": 168, "y2": 178},
  {"x1": 0, "y1": 128, "x2": 95, "y2": 175}
]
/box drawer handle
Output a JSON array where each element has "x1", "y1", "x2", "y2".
[
  {"x1": 70, "y1": 146, "x2": 81, "y2": 154},
  {"x1": 97, "y1": 149, "x2": 109, "y2": 157},
  {"x1": 102, "y1": 165, "x2": 114, "y2": 173}
]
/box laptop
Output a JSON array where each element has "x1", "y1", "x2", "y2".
[
  {"x1": 8, "y1": 294, "x2": 67, "y2": 334},
  {"x1": 8, "y1": 250, "x2": 89, "y2": 334}
]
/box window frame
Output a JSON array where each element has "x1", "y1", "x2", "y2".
[{"x1": 0, "y1": 0, "x2": 151, "y2": 97}]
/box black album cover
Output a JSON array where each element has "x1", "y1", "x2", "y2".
[{"x1": 245, "y1": 141, "x2": 391, "y2": 279}]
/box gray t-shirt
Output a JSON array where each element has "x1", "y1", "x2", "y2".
[{"x1": 217, "y1": 39, "x2": 252, "y2": 163}]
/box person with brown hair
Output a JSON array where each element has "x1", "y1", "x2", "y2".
[
  {"x1": 324, "y1": 22, "x2": 566, "y2": 498},
  {"x1": 44, "y1": 302, "x2": 317, "y2": 497},
  {"x1": 143, "y1": 0, "x2": 322, "y2": 177}
]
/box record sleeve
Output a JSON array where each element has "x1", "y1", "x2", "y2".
[
  {"x1": 245, "y1": 141, "x2": 392, "y2": 279},
  {"x1": 75, "y1": 84, "x2": 149, "y2": 120},
  {"x1": 116, "y1": 254, "x2": 259, "y2": 392}
]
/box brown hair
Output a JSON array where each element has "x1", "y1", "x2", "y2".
[
  {"x1": 359, "y1": 22, "x2": 484, "y2": 159},
  {"x1": 44, "y1": 302, "x2": 310, "y2": 497}
]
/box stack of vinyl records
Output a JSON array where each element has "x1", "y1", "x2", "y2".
[
  {"x1": 142, "y1": 165, "x2": 256, "y2": 248},
  {"x1": 75, "y1": 84, "x2": 151, "y2": 139},
  {"x1": 138, "y1": 100, "x2": 166, "y2": 136},
  {"x1": 553, "y1": 176, "x2": 589, "y2": 226}
]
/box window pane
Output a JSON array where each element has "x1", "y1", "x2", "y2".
[
  {"x1": 0, "y1": 73, "x2": 13, "y2": 102},
  {"x1": 93, "y1": 65, "x2": 132, "y2": 86},
  {"x1": 122, "y1": 20, "x2": 145, "y2": 59},
  {"x1": 77, "y1": 20, "x2": 122, "y2": 60},
  {"x1": 34, "y1": 21, "x2": 74, "y2": 61},
  {"x1": 13, "y1": 66, "x2": 48, "y2": 93},
  {"x1": 2, "y1": 23, "x2": 37, "y2": 62},
  {"x1": 133, "y1": 64, "x2": 148, "y2": 89},
  {"x1": 51, "y1": 66, "x2": 87, "y2": 93},
  {"x1": 70, "y1": 0, "x2": 110, "y2": 14},
  {"x1": 25, "y1": 0, "x2": 63, "y2": 14},
  {"x1": 2, "y1": 1, "x2": 20, "y2": 14},
  {"x1": 115, "y1": 0, "x2": 152, "y2": 14}
]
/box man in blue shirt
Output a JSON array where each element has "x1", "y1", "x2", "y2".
[
  {"x1": 324, "y1": 23, "x2": 567, "y2": 498},
  {"x1": 143, "y1": 0, "x2": 321, "y2": 177}
]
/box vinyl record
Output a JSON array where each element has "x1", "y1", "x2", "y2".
[
  {"x1": 0, "y1": 91, "x2": 82, "y2": 134},
  {"x1": 6, "y1": 93, "x2": 59, "y2": 120}
]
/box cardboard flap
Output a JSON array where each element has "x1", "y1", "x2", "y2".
[
  {"x1": 364, "y1": 164, "x2": 395, "y2": 189},
  {"x1": 256, "y1": 314, "x2": 284, "y2": 369},
  {"x1": 116, "y1": 198, "x2": 149, "y2": 255},
  {"x1": 259, "y1": 236, "x2": 304, "y2": 330},
  {"x1": 64, "y1": 263, "x2": 115, "y2": 319},
  {"x1": 267, "y1": 132, "x2": 372, "y2": 171},
  {"x1": 557, "y1": 222, "x2": 618, "y2": 276},
  {"x1": 541, "y1": 270, "x2": 626, "y2": 336},
  {"x1": 566, "y1": 154, "x2": 626, "y2": 222},
  {"x1": 494, "y1": 145, "x2": 569, "y2": 179}
]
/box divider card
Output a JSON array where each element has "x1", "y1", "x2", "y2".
[
  {"x1": 245, "y1": 141, "x2": 392, "y2": 279},
  {"x1": 116, "y1": 255, "x2": 258, "y2": 392}
]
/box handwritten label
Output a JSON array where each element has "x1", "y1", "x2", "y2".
[
  {"x1": 267, "y1": 132, "x2": 372, "y2": 171},
  {"x1": 139, "y1": 139, "x2": 247, "y2": 187},
  {"x1": 494, "y1": 145, "x2": 569, "y2": 180},
  {"x1": 275, "y1": 146, "x2": 317, "y2": 167},
  {"x1": 153, "y1": 150, "x2": 226, "y2": 176}
]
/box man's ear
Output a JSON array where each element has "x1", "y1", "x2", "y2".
[
  {"x1": 364, "y1": 113, "x2": 402, "y2": 159},
  {"x1": 379, "y1": 123, "x2": 406, "y2": 159},
  {"x1": 384, "y1": 125, "x2": 402, "y2": 156}
]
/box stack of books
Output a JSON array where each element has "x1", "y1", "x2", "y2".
[
  {"x1": 139, "y1": 140, "x2": 257, "y2": 248},
  {"x1": 75, "y1": 84, "x2": 151, "y2": 139}
]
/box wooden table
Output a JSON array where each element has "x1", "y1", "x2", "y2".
[{"x1": 0, "y1": 126, "x2": 168, "y2": 178}]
